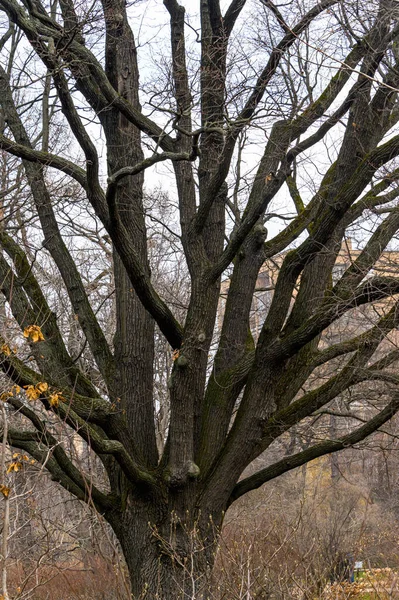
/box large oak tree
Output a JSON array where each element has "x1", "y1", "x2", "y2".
[{"x1": 1, "y1": 0, "x2": 399, "y2": 597}]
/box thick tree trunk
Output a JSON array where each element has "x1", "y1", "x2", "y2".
[{"x1": 107, "y1": 497, "x2": 220, "y2": 600}]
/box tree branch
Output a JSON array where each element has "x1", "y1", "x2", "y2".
[
  {"x1": 106, "y1": 149, "x2": 197, "y2": 208},
  {"x1": 0, "y1": 0, "x2": 176, "y2": 151},
  {"x1": 194, "y1": 0, "x2": 338, "y2": 234},
  {"x1": 6, "y1": 396, "x2": 118, "y2": 511},
  {"x1": 3, "y1": 425, "x2": 117, "y2": 511},
  {"x1": 277, "y1": 275, "x2": 399, "y2": 360},
  {"x1": 0, "y1": 133, "x2": 87, "y2": 188},
  {"x1": 224, "y1": 0, "x2": 247, "y2": 36},
  {"x1": 229, "y1": 392, "x2": 399, "y2": 504}
]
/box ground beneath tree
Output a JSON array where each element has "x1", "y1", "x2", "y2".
[{"x1": 323, "y1": 568, "x2": 399, "y2": 599}]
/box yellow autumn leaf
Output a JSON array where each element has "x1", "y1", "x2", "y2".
[
  {"x1": 11, "y1": 453, "x2": 29, "y2": 462},
  {"x1": 49, "y1": 393, "x2": 60, "y2": 407},
  {"x1": 13, "y1": 385, "x2": 21, "y2": 394},
  {"x1": 1, "y1": 344, "x2": 11, "y2": 356},
  {"x1": 0, "y1": 484, "x2": 10, "y2": 498},
  {"x1": 36, "y1": 382, "x2": 48, "y2": 393},
  {"x1": 6, "y1": 461, "x2": 22, "y2": 474},
  {"x1": 23, "y1": 325, "x2": 45, "y2": 343},
  {"x1": 49, "y1": 394, "x2": 59, "y2": 407},
  {"x1": 0, "y1": 390, "x2": 13, "y2": 401},
  {"x1": 24, "y1": 385, "x2": 40, "y2": 401},
  {"x1": 24, "y1": 382, "x2": 48, "y2": 400}
]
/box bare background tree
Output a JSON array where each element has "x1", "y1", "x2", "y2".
[{"x1": 2, "y1": 0, "x2": 399, "y2": 597}]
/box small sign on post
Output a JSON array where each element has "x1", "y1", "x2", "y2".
[{"x1": 354, "y1": 561, "x2": 363, "y2": 581}]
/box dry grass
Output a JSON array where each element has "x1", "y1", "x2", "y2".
[
  {"x1": 7, "y1": 556, "x2": 129, "y2": 600},
  {"x1": 323, "y1": 568, "x2": 399, "y2": 599}
]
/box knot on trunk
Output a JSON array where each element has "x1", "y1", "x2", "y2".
[{"x1": 165, "y1": 460, "x2": 200, "y2": 487}]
